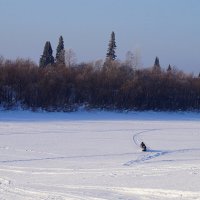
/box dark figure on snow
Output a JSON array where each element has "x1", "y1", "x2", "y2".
[{"x1": 140, "y1": 142, "x2": 146, "y2": 151}]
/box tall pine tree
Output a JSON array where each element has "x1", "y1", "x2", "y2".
[
  {"x1": 39, "y1": 41, "x2": 54, "y2": 67},
  {"x1": 106, "y1": 31, "x2": 117, "y2": 61},
  {"x1": 56, "y1": 36, "x2": 65, "y2": 65}
]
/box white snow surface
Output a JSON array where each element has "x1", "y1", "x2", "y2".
[{"x1": 0, "y1": 110, "x2": 200, "y2": 200}]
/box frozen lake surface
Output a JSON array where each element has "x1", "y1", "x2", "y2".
[{"x1": 0, "y1": 110, "x2": 200, "y2": 200}]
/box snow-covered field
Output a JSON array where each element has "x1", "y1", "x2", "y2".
[{"x1": 0, "y1": 110, "x2": 200, "y2": 200}]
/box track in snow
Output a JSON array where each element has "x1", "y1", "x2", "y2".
[{"x1": 125, "y1": 128, "x2": 200, "y2": 166}]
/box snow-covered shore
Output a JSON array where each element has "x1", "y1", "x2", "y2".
[{"x1": 0, "y1": 109, "x2": 200, "y2": 121}]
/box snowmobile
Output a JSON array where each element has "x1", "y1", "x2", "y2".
[{"x1": 140, "y1": 142, "x2": 147, "y2": 152}]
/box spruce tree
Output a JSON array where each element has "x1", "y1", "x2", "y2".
[
  {"x1": 39, "y1": 41, "x2": 54, "y2": 67},
  {"x1": 167, "y1": 64, "x2": 172, "y2": 72},
  {"x1": 106, "y1": 31, "x2": 117, "y2": 61},
  {"x1": 153, "y1": 56, "x2": 161, "y2": 70},
  {"x1": 56, "y1": 36, "x2": 65, "y2": 65}
]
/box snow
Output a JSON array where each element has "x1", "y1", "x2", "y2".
[{"x1": 0, "y1": 110, "x2": 200, "y2": 199}]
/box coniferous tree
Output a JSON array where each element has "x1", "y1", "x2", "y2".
[
  {"x1": 106, "y1": 31, "x2": 117, "y2": 61},
  {"x1": 39, "y1": 41, "x2": 54, "y2": 67},
  {"x1": 153, "y1": 56, "x2": 160, "y2": 70},
  {"x1": 56, "y1": 36, "x2": 65, "y2": 65},
  {"x1": 167, "y1": 64, "x2": 172, "y2": 72}
]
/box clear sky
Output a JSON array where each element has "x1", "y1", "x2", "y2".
[{"x1": 0, "y1": 0, "x2": 200, "y2": 74}]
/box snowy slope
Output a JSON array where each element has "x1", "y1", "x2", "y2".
[{"x1": 0, "y1": 110, "x2": 200, "y2": 200}]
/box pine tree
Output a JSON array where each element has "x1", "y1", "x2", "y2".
[
  {"x1": 56, "y1": 36, "x2": 65, "y2": 65},
  {"x1": 167, "y1": 64, "x2": 172, "y2": 72},
  {"x1": 39, "y1": 41, "x2": 54, "y2": 67},
  {"x1": 153, "y1": 56, "x2": 161, "y2": 70},
  {"x1": 106, "y1": 31, "x2": 117, "y2": 61}
]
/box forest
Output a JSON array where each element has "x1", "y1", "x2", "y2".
[{"x1": 0, "y1": 33, "x2": 200, "y2": 112}]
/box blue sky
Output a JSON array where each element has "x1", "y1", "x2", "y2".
[{"x1": 0, "y1": 0, "x2": 200, "y2": 74}]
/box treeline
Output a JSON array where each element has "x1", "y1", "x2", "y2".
[
  {"x1": 1, "y1": 32, "x2": 200, "y2": 111},
  {"x1": 0, "y1": 57, "x2": 200, "y2": 111}
]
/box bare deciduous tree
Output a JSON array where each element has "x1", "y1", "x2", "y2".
[
  {"x1": 65, "y1": 49, "x2": 76, "y2": 67},
  {"x1": 125, "y1": 51, "x2": 135, "y2": 69}
]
